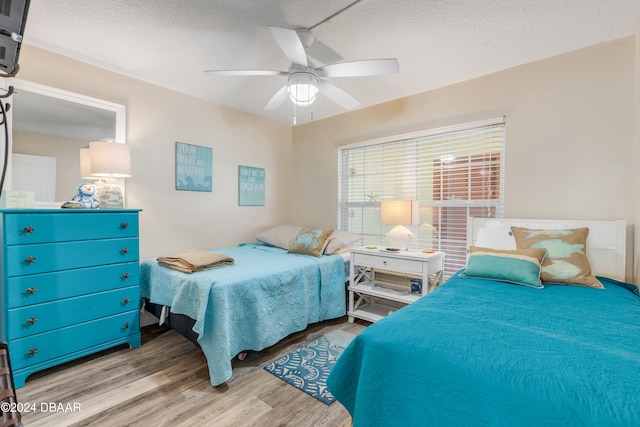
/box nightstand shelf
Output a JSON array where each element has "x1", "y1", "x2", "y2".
[
  {"x1": 348, "y1": 247, "x2": 445, "y2": 323},
  {"x1": 349, "y1": 299, "x2": 407, "y2": 323},
  {"x1": 349, "y1": 282, "x2": 420, "y2": 304}
]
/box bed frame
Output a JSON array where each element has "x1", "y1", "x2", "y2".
[
  {"x1": 143, "y1": 301, "x2": 200, "y2": 345},
  {"x1": 467, "y1": 218, "x2": 632, "y2": 282}
]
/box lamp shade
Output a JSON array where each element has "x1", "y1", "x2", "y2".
[
  {"x1": 89, "y1": 141, "x2": 131, "y2": 178},
  {"x1": 381, "y1": 200, "x2": 418, "y2": 225}
]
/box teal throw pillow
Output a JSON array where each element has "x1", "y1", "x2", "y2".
[{"x1": 461, "y1": 246, "x2": 548, "y2": 288}]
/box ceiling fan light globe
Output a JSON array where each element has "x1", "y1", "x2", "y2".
[{"x1": 288, "y1": 73, "x2": 318, "y2": 106}]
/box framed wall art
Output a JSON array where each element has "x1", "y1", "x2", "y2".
[
  {"x1": 238, "y1": 165, "x2": 265, "y2": 206},
  {"x1": 175, "y1": 142, "x2": 212, "y2": 192}
]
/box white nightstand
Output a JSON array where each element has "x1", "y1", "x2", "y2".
[{"x1": 348, "y1": 246, "x2": 445, "y2": 323}]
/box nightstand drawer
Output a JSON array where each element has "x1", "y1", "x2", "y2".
[
  {"x1": 9, "y1": 310, "x2": 139, "y2": 371},
  {"x1": 7, "y1": 286, "x2": 140, "y2": 339},
  {"x1": 6, "y1": 262, "x2": 139, "y2": 308},
  {"x1": 5, "y1": 237, "x2": 139, "y2": 277},
  {"x1": 353, "y1": 252, "x2": 423, "y2": 275},
  {"x1": 3, "y1": 212, "x2": 139, "y2": 245}
]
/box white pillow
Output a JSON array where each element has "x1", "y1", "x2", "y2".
[
  {"x1": 475, "y1": 223, "x2": 517, "y2": 250},
  {"x1": 324, "y1": 230, "x2": 364, "y2": 254},
  {"x1": 255, "y1": 225, "x2": 303, "y2": 249}
]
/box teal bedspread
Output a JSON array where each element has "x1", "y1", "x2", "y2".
[
  {"x1": 140, "y1": 244, "x2": 345, "y2": 386},
  {"x1": 327, "y1": 272, "x2": 640, "y2": 426}
]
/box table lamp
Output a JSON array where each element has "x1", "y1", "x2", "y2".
[
  {"x1": 89, "y1": 141, "x2": 131, "y2": 209},
  {"x1": 381, "y1": 200, "x2": 419, "y2": 250},
  {"x1": 79, "y1": 147, "x2": 106, "y2": 197}
]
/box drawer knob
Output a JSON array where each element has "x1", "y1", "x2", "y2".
[
  {"x1": 27, "y1": 348, "x2": 38, "y2": 356},
  {"x1": 25, "y1": 287, "x2": 38, "y2": 295},
  {"x1": 24, "y1": 256, "x2": 37, "y2": 265},
  {"x1": 122, "y1": 322, "x2": 130, "y2": 330},
  {"x1": 121, "y1": 272, "x2": 130, "y2": 280},
  {"x1": 120, "y1": 247, "x2": 129, "y2": 255},
  {"x1": 22, "y1": 225, "x2": 36, "y2": 235},
  {"x1": 26, "y1": 317, "x2": 38, "y2": 326},
  {"x1": 120, "y1": 222, "x2": 129, "y2": 230},
  {"x1": 383, "y1": 260, "x2": 387, "y2": 266},
  {"x1": 122, "y1": 297, "x2": 130, "y2": 305}
]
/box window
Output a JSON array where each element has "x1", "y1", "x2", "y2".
[{"x1": 338, "y1": 118, "x2": 505, "y2": 277}]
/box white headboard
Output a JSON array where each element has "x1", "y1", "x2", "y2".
[{"x1": 467, "y1": 218, "x2": 631, "y2": 282}]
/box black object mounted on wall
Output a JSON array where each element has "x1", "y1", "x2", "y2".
[
  {"x1": 0, "y1": 0, "x2": 30, "y2": 75},
  {"x1": 0, "y1": 0, "x2": 30, "y2": 197}
]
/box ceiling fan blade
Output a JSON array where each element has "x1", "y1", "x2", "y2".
[
  {"x1": 320, "y1": 58, "x2": 399, "y2": 77},
  {"x1": 264, "y1": 85, "x2": 290, "y2": 110},
  {"x1": 295, "y1": 27, "x2": 343, "y2": 65},
  {"x1": 318, "y1": 80, "x2": 359, "y2": 110},
  {"x1": 269, "y1": 26, "x2": 308, "y2": 66},
  {"x1": 306, "y1": 39, "x2": 343, "y2": 65},
  {"x1": 204, "y1": 69, "x2": 287, "y2": 77}
]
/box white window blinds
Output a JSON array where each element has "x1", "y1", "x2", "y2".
[{"x1": 338, "y1": 118, "x2": 505, "y2": 277}]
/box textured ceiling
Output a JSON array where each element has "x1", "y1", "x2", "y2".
[{"x1": 20, "y1": 0, "x2": 640, "y2": 126}]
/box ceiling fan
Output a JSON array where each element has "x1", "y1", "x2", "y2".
[{"x1": 204, "y1": 26, "x2": 399, "y2": 111}]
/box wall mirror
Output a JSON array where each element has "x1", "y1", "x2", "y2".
[{"x1": 3, "y1": 79, "x2": 126, "y2": 207}]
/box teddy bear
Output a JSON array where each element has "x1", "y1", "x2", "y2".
[{"x1": 66, "y1": 183, "x2": 100, "y2": 209}]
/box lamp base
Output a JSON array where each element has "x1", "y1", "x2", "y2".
[
  {"x1": 99, "y1": 179, "x2": 124, "y2": 209},
  {"x1": 385, "y1": 225, "x2": 415, "y2": 250},
  {"x1": 93, "y1": 179, "x2": 105, "y2": 199}
]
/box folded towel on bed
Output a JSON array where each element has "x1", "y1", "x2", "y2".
[{"x1": 157, "y1": 249, "x2": 234, "y2": 273}]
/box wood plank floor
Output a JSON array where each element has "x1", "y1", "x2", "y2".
[{"x1": 16, "y1": 316, "x2": 367, "y2": 427}]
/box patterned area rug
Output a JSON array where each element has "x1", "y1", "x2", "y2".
[{"x1": 263, "y1": 329, "x2": 355, "y2": 405}]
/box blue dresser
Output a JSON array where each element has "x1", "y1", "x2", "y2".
[{"x1": 0, "y1": 209, "x2": 141, "y2": 387}]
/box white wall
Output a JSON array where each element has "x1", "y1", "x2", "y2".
[
  {"x1": 292, "y1": 37, "x2": 636, "y2": 279},
  {"x1": 15, "y1": 45, "x2": 294, "y2": 260}
]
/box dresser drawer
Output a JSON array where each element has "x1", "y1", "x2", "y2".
[
  {"x1": 7, "y1": 286, "x2": 139, "y2": 340},
  {"x1": 5, "y1": 237, "x2": 139, "y2": 277},
  {"x1": 9, "y1": 310, "x2": 139, "y2": 371},
  {"x1": 6, "y1": 262, "x2": 139, "y2": 308},
  {"x1": 352, "y1": 252, "x2": 423, "y2": 275},
  {"x1": 3, "y1": 212, "x2": 138, "y2": 245}
]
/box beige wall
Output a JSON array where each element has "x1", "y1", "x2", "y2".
[
  {"x1": 13, "y1": 45, "x2": 294, "y2": 260},
  {"x1": 293, "y1": 38, "x2": 636, "y2": 279},
  {"x1": 635, "y1": 29, "x2": 640, "y2": 282},
  {"x1": 8, "y1": 39, "x2": 638, "y2": 279}
]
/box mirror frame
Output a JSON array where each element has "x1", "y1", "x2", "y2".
[{"x1": 2, "y1": 79, "x2": 126, "y2": 207}]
